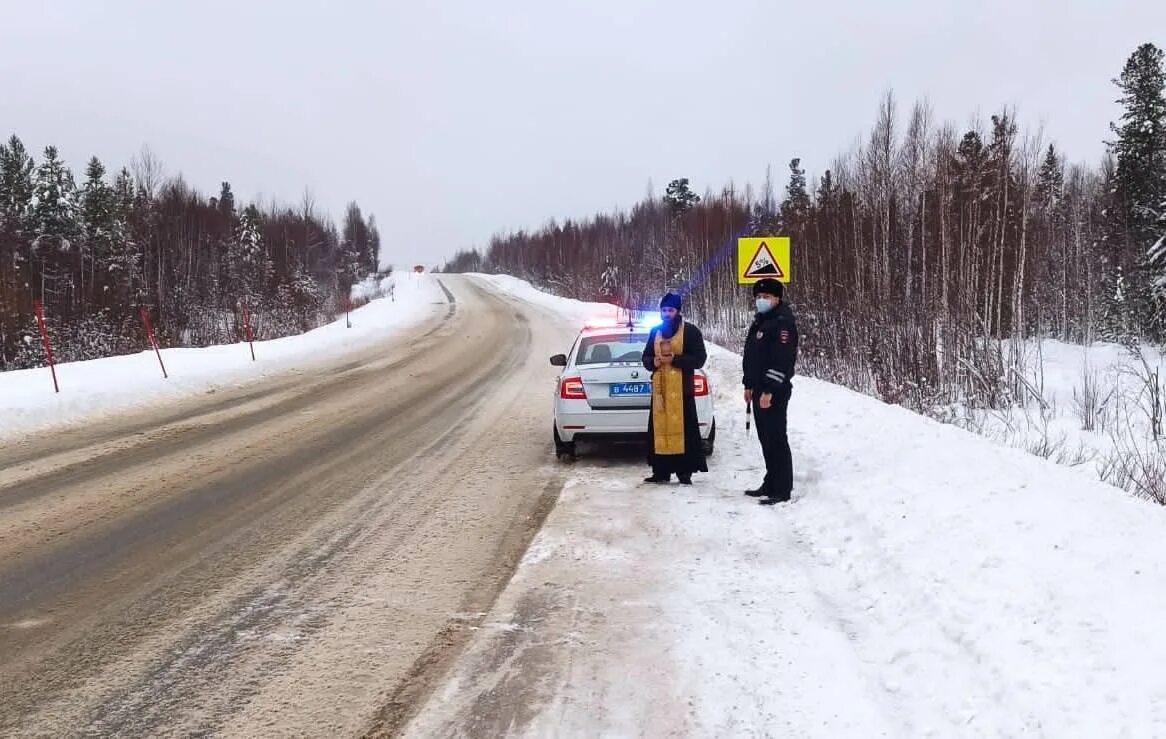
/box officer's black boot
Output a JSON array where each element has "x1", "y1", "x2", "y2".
[
  {"x1": 759, "y1": 492, "x2": 791, "y2": 506},
  {"x1": 678, "y1": 474, "x2": 692, "y2": 485},
  {"x1": 745, "y1": 486, "x2": 767, "y2": 497}
]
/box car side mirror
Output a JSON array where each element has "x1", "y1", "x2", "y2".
[{"x1": 550, "y1": 354, "x2": 568, "y2": 367}]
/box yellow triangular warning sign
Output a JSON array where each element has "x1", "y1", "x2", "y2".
[{"x1": 744, "y1": 241, "x2": 785, "y2": 279}]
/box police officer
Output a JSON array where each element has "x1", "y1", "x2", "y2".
[{"x1": 742, "y1": 277, "x2": 798, "y2": 505}]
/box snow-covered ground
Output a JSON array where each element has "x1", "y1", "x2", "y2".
[
  {"x1": 952, "y1": 339, "x2": 1165, "y2": 501},
  {"x1": 408, "y1": 276, "x2": 1166, "y2": 737},
  {"x1": 0, "y1": 273, "x2": 443, "y2": 442}
]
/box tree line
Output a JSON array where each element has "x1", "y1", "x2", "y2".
[
  {"x1": 0, "y1": 143, "x2": 380, "y2": 370},
  {"x1": 442, "y1": 43, "x2": 1166, "y2": 412}
]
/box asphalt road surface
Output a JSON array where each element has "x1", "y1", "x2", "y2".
[{"x1": 0, "y1": 276, "x2": 569, "y2": 737}]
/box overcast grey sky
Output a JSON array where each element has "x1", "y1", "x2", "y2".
[{"x1": 1, "y1": 1, "x2": 1163, "y2": 268}]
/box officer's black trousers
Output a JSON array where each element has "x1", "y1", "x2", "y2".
[{"x1": 753, "y1": 385, "x2": 792, "y2": 498}]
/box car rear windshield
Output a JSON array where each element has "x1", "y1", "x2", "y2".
[{"x1": 576, "y1": 334, "x2": 649, "y2": 365}]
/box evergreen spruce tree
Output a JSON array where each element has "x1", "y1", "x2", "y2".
[
  {"x1": 340, "y1": 202, "x2": 370, "y2": 290},
  {"x1": 1098, "y1": 153, "x2": 1141, "y2": 342},
  {"x1": 109, "y1": 167, "x2": 138, "y2": 286},
  {"x1": 30, "y1": 146, "x2": 81, "y2": 311},
  {"x1": 216, "y1": 181, "x2": 236, "y2": 216},
  {"x1": 780, "y1": 157, "x2": 812, "y2": 231},
  {"x1": 749, "y1": 164, "x2": 780, "y2": 236},
  {"x1": 1034, "y1": 145, "x2": 1066, "y2": 333},
  {"x1": 367, "y1": 214, "x2": 381, "y2": 273},
  {"x1": 0, "y1": 136, "x2": 36, "y2": 368},
  {"x1": 30, "y1": 146, "x2": 79, "y2": 256},
  {"x1": 0, "y1": 135, "x2": 35, "y2": 244},
  {"x1": 599, "y1": 255, "x2": 621, "y2": 305},
  {"x1": 0, "y1": 136, "x2": 36, "y2": 311},
  {"x1": 1109, "y1": 42, "x2": 1166, "y2": 334},
  {"x1": 816, "y1": 169, "x2": 838, "y2": 209},
  {"x1": 228, "y1": 205, "x2": 273, "y2": 302},
  {"x1": 663, "y1": 178, "x2": 700, "y2": 219},
  {"x1": 1150, "y1": 197, "x2": 1166, "y2": 309},
  {"x1": 1035, "y1": 145, "x2": 1064, "y2": 208},
  {"x1": 80, "y1": 157, "x2": 117, "y2": 288}
]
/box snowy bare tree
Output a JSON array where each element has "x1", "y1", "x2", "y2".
[{"x1": 0, "y1": 139, "x2": 380, "y2": 369}]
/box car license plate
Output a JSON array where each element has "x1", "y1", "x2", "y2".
[{"x1": 610, "y1": 383, "x2": 651, "y2": 396}]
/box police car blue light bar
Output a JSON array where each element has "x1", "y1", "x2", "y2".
[
  {"x1": 583, "y1": 316, "x2": 663, "y2": 331},
  {"x1": 583, "y1": 318, "x2": 621, "y2": 329}
]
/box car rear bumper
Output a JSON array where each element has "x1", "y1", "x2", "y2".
[{"x1": 555, "y1": 407, "x2": 714, "y2": 443}]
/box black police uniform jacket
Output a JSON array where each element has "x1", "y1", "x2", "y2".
[{"x1": 743, "y1": 302, "x2": 799, "y2": 393}]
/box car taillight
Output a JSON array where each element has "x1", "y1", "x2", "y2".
[
  {"x1": 560, "y1": 377, "x2": 587, "y2": 400},
  {"x1": 693, "y1": 374, "x2": 710, "y2": 396}
]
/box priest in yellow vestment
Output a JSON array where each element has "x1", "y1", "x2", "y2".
[{"x1": 641, "y1": 293, "x2": 709, "y2": 485}]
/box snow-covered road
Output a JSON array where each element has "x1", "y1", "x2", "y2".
[
  {"x1": 407, "y1": 277, "x2": 1166, "y2": 738},
  {"x1": 0, "y1": 276, "x2": 569, "y2": 737}
]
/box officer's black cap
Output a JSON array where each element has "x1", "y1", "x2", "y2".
[{"x1": 752, "y1": 278, "x2": 784, "y2": 298}]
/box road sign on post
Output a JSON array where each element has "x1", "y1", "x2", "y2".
[
  {"x1": 240, "y1": 300, "x2": 256, "y2": 361},
  {"x1": 34, "y1": 301, "x2": 60, "y2": 393},
  {"x1": 141, "y1": 307, "x2": 168, "y2": 379},
  {"x1": 737, "y1": 237, "x2": 791, "y2": 284}
]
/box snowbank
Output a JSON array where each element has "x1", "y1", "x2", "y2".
[
  {"x1": 349, "y1": 273, "x2": 396, "y2": 303},
  {"x1": 0, "y1": 273, "x2": 443, "y2": 442},
  {"x1": 961, "y1": 338, "x2": 1165, "y2": 499},
  {"x1": 408, "y1": 276, "x2": 1166, "y2": 737}
]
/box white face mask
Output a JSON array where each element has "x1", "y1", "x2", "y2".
[{"x1": 755, "y1": 297, "x2": 776, "y2": 314}]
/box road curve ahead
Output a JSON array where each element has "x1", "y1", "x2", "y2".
[{"x1": 0, "y1": 276, "x2": 567, "y2": 737}]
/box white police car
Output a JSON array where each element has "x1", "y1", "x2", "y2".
[{"x1": 550, "y1": 318, "x2": 716, "y2": 460}]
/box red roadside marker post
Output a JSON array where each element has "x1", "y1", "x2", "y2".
[
  {"x1": 140, "y1": 307, "x2": 168, "y2": 379},
  {"x1": 34, "y1": 301, "x2": 59, "y2": 393},
  {"x1": 240, "y1": 300, "x2": 256, "y2": 361}
]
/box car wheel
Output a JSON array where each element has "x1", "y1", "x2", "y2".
[
  {"x1": 554, "y1": 427, "x2": 576, "y2": 462},
  {"x1": 702, "y1": 421, "x2": 716, "y2": 457}
]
